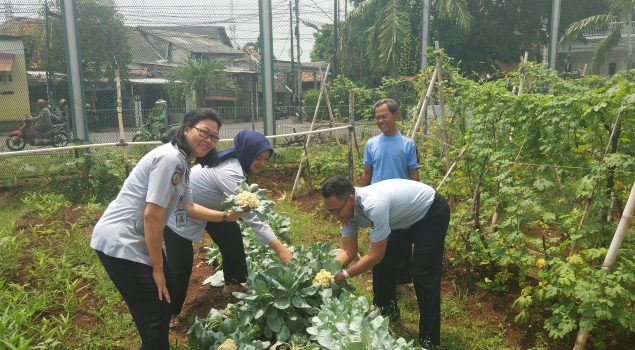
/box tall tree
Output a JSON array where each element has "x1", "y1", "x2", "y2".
[
  {"x1": 438, "y1": 0, "x2": 551, "y2": 74},
  {"x1": 560, "y1": 0, "x2": 634, "y2": 74},
  {"x1": 166, "y1": 59, "x2": 238, "y2": 108},
  {"x1": 45, "y1": 0, "x2": 131, "y2": 79},
  {"x1": 340, "y1": 0, "x2": 472, "y2": 77}
]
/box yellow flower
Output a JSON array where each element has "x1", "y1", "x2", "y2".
[{"x1": 535, "y1": 258, "x2": 546, "y2": 269}]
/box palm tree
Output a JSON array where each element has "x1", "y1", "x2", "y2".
[
  {"x1": 341, "y1": 0, "x2": 472, "y2": 77},
  {"x1": 560, "y1": 0, "x2": 635, "y2": 74},
  {"x1": 166, "y1": 59, "x2": 238, "y2": 108}
]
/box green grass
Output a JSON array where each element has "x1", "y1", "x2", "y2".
[
  {"x1": 0, "y1": 188, "x2": 527, "y2": 349},
  {"x1": 0, "y1": 191, "x2": 137, "y2": 349}
]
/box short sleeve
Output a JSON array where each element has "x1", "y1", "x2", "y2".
[
  {"x1": 146, "y1": 154, "x2": 178, "y2": 208},
  {"x1": 368, "y1": 201, "x2": 391, "y2": 242},
  {"x1": 341, "y1": 224, "x2": 359, "y2": 238},
  {"x1": 180, "y1": 176, "x2": 193, "y2": 205},
  {"x1": 406, "y1": 139, "x2": 421, "y2": 170},
  {"x1": 363, "y1": 139, "x2": 374, "y2": 168}
]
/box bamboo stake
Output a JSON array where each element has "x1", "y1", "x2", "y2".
[
  {"x1": 573, "y1": 181, "x2": 635, "y2": 350},
  {"x1": 518, "y1": 51, "x2": 529, "y2": 95},
  {"x1": 290, "y1": 63, "x2": 330, "y2": 200},
  {"x1": 324, "y1": 84, "x2": 340, "y2": 145},
  {"x1": 436, "y1": 145, "x2": 467, "y2": 190},
  {"x1": 410, "y1": 65, "x2": 439, "y2": 139}
]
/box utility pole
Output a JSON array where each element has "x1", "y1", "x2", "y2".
[
  {"x1": 259, "y1": 0, "x2": 276, "y2": 136},
  {"x1": 289, "y1": 1, "x2": 296, "y2": 110},
  {"x1": 61, "y1": 0, "x2": 88, "y2": 141},
  {"x1": 294, "y1": 0, "x2": 302, "y2": 120},
  {"x1": 549, "y1": 0, "x2": 561, "y2": 69},
  {"x1": 333, "y1": 0, "x2": 339, "y2": 77},
  {"x1": 421, "y1": 0, "x2": 430, "y2": 70},
  {"x1": 44, "y1": 0, "x2": 53, "y2": 104}
]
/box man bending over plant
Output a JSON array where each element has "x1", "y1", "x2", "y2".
[{"x1": 322, "y1": 175, "x2": 450, "y2": 349}]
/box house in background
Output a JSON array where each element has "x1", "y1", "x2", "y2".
[
  {"x1": 558, "y1": 22, "x2": 635, "y2": 75},
  {"x1": 0, "y1": 35, "x2": 31, "y2": 130},
  {"x1": 127, "y1": 25, "x2": 259, "y2": 122}
]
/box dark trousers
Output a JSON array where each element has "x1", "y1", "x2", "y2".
[
  {"x1": 205, "y1": 221, "x2": 248, "y2": 284},
  {"x1": 95, "y1": 250, "x2": 171, "y2": 350},
  {"x1": 396, "y1": 245, "x2": 413, "y2": 284},
  {"x1": 164, "y1": 226, "x2": 193, "y2": 316},
  {"x1": 373, "y1": 193, "x2": 450, "y2": 347}
]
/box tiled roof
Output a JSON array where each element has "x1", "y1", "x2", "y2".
[
  {"x1": 138, "y1": 26, "x2": 243, "y2": 55},
  {"x1": 127, "y1": 27, "x2": 166, "y2": 65}
]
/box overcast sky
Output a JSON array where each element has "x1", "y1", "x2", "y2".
[{"x1": 4, "y1": 0, "x2": 348, "y2": 61}]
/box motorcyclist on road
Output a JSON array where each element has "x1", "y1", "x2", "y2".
[{"x1": 29, "y1": 99, "x2": 53, "y2": 136}]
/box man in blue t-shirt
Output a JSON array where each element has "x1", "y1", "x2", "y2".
[{"x1": 360, "y1": 98, "x2": 420, "y2": 298}]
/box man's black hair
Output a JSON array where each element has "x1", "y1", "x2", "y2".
[{"x1": 321, "y1": 175, "x2": 354, "y2": 200}]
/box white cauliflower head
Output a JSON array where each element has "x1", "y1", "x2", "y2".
[
  {"x1": 235, "y1": 191, "x2": 261, "y2": 209},
  {"x1": 218, "y1": 338, "x2": 237, "y2": 350},
  {"x1": 313, "y1": 269, "x2": 333, "y2": 288}
]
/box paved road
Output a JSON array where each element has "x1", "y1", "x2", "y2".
[{"x1": 1, "y1": 120, "x2": 374, "y2": 153}]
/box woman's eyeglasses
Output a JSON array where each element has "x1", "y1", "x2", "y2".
[{"x1": 193, "y1": 126, "x2": 220, "y2": 142}]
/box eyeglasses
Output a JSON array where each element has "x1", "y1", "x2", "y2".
[
  {"x1": 324, "y1": 199, "x2": 348, "y2": 215},
  {"x1": 192, "y1": 126, "x2": 220, "y2": 142}
]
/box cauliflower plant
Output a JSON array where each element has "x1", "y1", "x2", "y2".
[
  {"x1": 218, "y1": 338, "x2": 237, "y2": 350},
  {"x1": 222, "y1": 179, "x2": 274, "y2": 220},
  {"x1": 313, "y1": 269, "x2": 333, "y2": 288}
]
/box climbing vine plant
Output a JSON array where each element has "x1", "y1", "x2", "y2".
[{"x1": 419, "y1": 63, "x2": 635, "y2": 345}]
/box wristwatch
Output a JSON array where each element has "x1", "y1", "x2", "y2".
[
  {"x1": 222, "y1": 210, "x2": 228, "y2": 222},
  {"x1": 342, "y1": 269, "x2": 351, "y2": 280}
]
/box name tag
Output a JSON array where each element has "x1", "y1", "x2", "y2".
[{"x1": 175, "y1": 208, "x2": 188, "y2": 228}]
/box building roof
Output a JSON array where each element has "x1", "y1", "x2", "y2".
[
  {"x1": 127, "y1": 27, "x2": 168, "y2": 65},
  {"x1": 0, "y1": 17, "x2": 43, "y2": 34},
  {"x1": 137, "y1": 26, "x2": 243, "y2": 55}
]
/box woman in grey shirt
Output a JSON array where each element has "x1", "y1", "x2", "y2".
[
  {"x1": 91, "y1": 108, "x2": 240, "y2": 350},
  {"x1": 164, "y1": 130, "x2": 292, "y2": 327}
]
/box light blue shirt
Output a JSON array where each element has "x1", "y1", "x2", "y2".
[
  {"x1": 91, "y1": 143, "x2": 193, "y2": 266},
  {"x1": 341, "y1": 179, "x2": 436, "y2": 242},
  {"x1": 363, "y1": 132, "x2": 420, "y2": 184},
  {"x1": 167, "y1": 159, "x2": 277, "y2": 245}
]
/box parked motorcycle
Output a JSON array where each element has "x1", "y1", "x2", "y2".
[{"x1": 5, "y1": 117, "x2": 69, "y2": 151}]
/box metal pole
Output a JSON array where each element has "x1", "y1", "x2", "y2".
[
  {"x1": 549, "y1": 0, "x2": 561, "y2": 69},
  {"x1": 61, "y1": 0, "x2": 88, "y2": 141},
  {"x1": 294, "y1": 0, "x2": 302, "y2": 121},
  {"x1": 289, "y1": 1, "x2": 296, "y2": 109},
  {"x1": 258, "y1": 0, "x2": 276, "y2": 136},
  {"x1": 333, "y1": 0, "x2": 339, "y2": 77},
  {"x1": 421, "y1": 0, "x2": 430, "y2": 70}
]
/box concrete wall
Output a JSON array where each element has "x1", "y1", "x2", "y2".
[{"x1": 0, "y1": 38, "x2": 30, "y2": 126}]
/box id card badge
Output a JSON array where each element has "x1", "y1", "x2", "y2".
[{"x1": 175, "y1": 208, "x2": 189, "y2": 228}]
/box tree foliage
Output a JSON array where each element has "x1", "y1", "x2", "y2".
[
  {"x1": 166, "y1": 59, "x2": 238, "y2": 108},
  {"x1": 45, "y1": 0, "x2": 131, "y2": 80}
]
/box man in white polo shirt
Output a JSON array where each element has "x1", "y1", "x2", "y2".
[{"x1": 322, "y1": 175, "x2": 450, "y2": 348}]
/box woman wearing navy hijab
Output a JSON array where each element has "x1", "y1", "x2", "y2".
[{"x1": 164, "y1": 130, "x2": 292, "y2": 328}]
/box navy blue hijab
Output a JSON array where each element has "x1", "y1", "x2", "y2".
[{"x1": 215, "y1": 130, "x2": 273, "y2": 175}]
